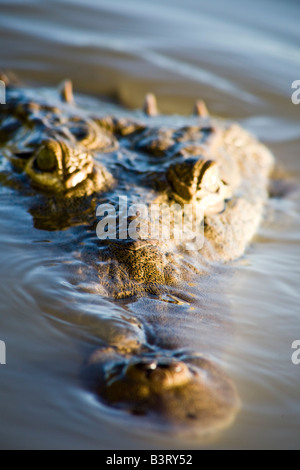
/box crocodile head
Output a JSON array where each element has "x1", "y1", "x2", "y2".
[
  {"x1": 86, "y1": 349, "x2": 240, "y2": 436},
  {"x1": 25, "y1": 137, "x2": 112, "y2": 195}
]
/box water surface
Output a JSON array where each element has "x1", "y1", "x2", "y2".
[{"x1": 0, "y1": 0, "x2": 299, "y2": 449}]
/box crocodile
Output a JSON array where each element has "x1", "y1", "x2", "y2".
[{"x1": 0, "y1": 79, "x2": 275, "y2": 437}]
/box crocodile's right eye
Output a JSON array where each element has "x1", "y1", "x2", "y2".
[
  {"x1": 35, "y1": 142, "x2": 59, "y2": 171},
  {"x1": 36, "y1": 147, "x2": 56, "y2": 171}
]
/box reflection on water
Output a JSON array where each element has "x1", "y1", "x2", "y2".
[{"x1": 0, "y1": 0, "x2": 300, "y2": 450}]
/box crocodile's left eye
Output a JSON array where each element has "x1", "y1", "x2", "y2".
[
  {"x1": 35, "y1": 144, "x2": 57, "y2": 171},
  {"x1": 167, "y1": 157, "x2": 219, "y2": 201},
  {"x1": 198, "y1": 161, "x2": 220, "y2": 192}
]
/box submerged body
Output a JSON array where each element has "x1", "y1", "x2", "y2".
[{"x1": 0, "y1": 81, "x2": 274, "y2": 437}]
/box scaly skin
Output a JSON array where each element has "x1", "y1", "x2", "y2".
[
  {"x1": 0, "y1": 81, "x2": 275, "y2": 437},
  {"x1": 84, "y1": 118, "x2": 274, "y2": 298}
]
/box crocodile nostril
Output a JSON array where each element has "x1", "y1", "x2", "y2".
[
  {"x1": 186, "y1": 413, "x2": 197, "y2": 420},
  {"x1": 157, "y1": 362, "x2": 184, "y2": 375},
  {"x1": 135, "y1": 361, "x2": 157, "y2": 372},
  {"x1": 157, "y1": 363, "x2": 171, "y2": 370}
]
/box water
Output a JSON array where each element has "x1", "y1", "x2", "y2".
[{"x1": 0, "y1": 0, "x2": 300, "y2": 449}]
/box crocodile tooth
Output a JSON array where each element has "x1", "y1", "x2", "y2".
[
  {"x1": 59, "y1": 79, "x2": 75, "y2": 104},
  {"x1": 194, "y1": 100, "x2": 209, "y2": 117},
  {"x1": 143, "y1": 93, "x2": 158, "y2": 116}
]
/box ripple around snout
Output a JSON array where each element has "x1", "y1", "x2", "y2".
[{"x1": 83, "y1": 347, "x2": 240, "y2": 438}]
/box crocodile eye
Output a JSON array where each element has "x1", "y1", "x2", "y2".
[
  {"x1": 198, "y1": 161, "x2": 220, "y2": 192},
  {"x1": 35, "y1": 144, "x2": 58, "y2": 171},
  {"x1": 135, "y1": 361, "x2": 157, "y2": 372},
  {"x1": 167, "y1": 157, "x2": 218, "y2": 201}
]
